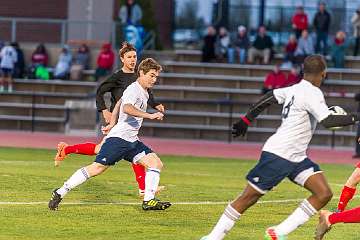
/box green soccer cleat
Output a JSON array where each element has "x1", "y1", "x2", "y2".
[
  {"x1": 142, "y1": 198, "x2": 171, "y2": 210},
  {"x1": 264, "y1": 228, "x2": 287, "y2": 240}
]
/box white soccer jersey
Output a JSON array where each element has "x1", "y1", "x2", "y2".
[
  {"x1": 0, "y1": 46, "x2": 17, "y2": 69},
  {"x1": 262, "y1": 80, "x2": 331, "y2": 162},
  {"x1": 106, "y1": 81, "x2": 148, "y2": 142}
]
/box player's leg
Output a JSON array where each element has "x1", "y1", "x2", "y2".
[
  {"x1": 269, "y1": 159, "x2": 331, "y2": 239},
  {"x1": 54, "y1": 139, "x2": 101, "y2": 166},
  {"x1": 49, "y1": 137, "x2": 124, "y2": 210},
  {"x1": 7, "y1": 71, "x2": 13, "y2": 92},
  {"x1": 337, "y1": 165, "x2": 360, "y2": 212},
  {"x1": 202, "y1": 152, "x2": 292, "y2": 240}
]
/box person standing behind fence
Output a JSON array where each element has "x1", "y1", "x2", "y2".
[
  {"x1": 10, "y1": 42, "x2": 25, "y2": 79},
  {"x1": 95, "y1": 43, "x2": 115, "y2": 81},
  {"x1": 313, "y1": 2, "x2": 331, "y2": 55},
  {"x1": 352, "y1": 7, "x2": 360, "y2": 56},
  {"x1": 248, "y1": 26, "x2": 274, "y2": 64},
  {"x1": 119, "y1": 0, "x2": 143, "y2": 26},
  {"x1": 0, "y1": 43, "x2": 17, "y2": 92},
  {"x1": 292, "y1": 6, "x2": 308, "y2": 39}
]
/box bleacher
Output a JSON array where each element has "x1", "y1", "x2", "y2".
[{"x1": 2, "y1": 47, "x2": 360, "y2": 147}]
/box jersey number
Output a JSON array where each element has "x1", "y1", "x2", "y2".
[{"x1": 282, "y1": 96, "x2": 294, "y2": 119}]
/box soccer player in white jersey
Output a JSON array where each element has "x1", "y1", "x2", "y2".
[
  {"x1": 201, "y1": 55, "x2": 360, "y2": 240},
  {"x1": 48, "y1": 58, "x2": 171, "y2": 211}
]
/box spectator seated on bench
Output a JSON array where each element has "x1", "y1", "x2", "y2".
[
  {"x1": 54, "y1": 45, "x2": 72, "y2": 80},
  {"x1": 70, "y1": 44, "x2": 90, "y2": 81},
  {"x1": 95, "y1": 42, "x2": 114, "y2": 81}
]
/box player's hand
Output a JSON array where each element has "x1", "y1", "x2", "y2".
[
  {"x1": 155, "y1": 104, "x2": 165, "y2": 113},
  {"x1": 102, "y1": 109, "x2": 112, "y2": 124},
  {"x1": 101, "y1": 124, "x2": 114, "y2": 135},
  {"x1": 232, "y1": 117, "x2": 251, "y2": 137},
  {"x1": 149, "y1": 112, "x2": 164, "y2": 121}
]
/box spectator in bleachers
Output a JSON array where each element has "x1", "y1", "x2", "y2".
[
  {"x1": 262, "y1": 64, "x2": 286, "y2": 94},
  {"x1": 286, "y1": 66, "x2": 301, "y2": 86},
  {"x1": 228, "y1": 25, "x2": 250, "y2": 64},
  {"x1": 331, "y1": 31, "x2": 347, "y2": 68},
  {"x1": 201, "y1": 26, "x2": 217, "y2": 63},
  {"x1": 294, "y1": 30, "x2": 314, "y2": 64},
  {"x1": 284, "y1": 34, "x2": 297, "y2": 65},
  {"x1": 292, "y1": 5, "x2": 308, "y2": 39},
  {"x1": 70, "y1": 44, "x2": 90, "y2": 81},
  {"x1": 95, "y1": 43, "x2": 115, "y2": 81},
  {"x1": 31, "y1": 43, "x2": 48, "y2": 67},
  {"x1": 352, "y1": 7, "x2": 360, "y2": 56},
  {"x1": 0, "y1": 43, "x2": 17, "y2": 92},
  {"x1": 119, "y1": 0, "x2": 143, "y2": 26},
  {"x1": 248, "y1": 26, "x2": 273, "y2": 64},
  {"x1": 215, "y1": 27, "x2": 231, "y2": 62},
  {"x1": 54, "y1": 45, "x2": 72, "y2": 79},
  {"x1": 313, "y1": 2, "x2": 331, "y2": 55},
  {"x1": 10, "y1": 42, "x2": 25, "y2": 79}
]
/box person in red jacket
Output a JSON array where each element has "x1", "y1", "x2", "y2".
[
  {"x1": 262, "y1": 64, "x2": 287, "y2": 93},
  {"x1": 292, "y1": 6, "x2": 308, "y2": 39},
  {"x1": 95, "y1": 42, "x2": 115, "y2": 81},
  {"x1": 285, "y1": 66, "x2": 301, "y2": 87}
]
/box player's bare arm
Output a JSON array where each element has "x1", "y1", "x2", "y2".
[{"x1": 123, "y1": 103, "x2": 164, "y2": 120}]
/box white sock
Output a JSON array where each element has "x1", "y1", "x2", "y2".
[
  {"x1": 144, "y1": 168, "x2": 160, "y2": 201},
  {"x1": 56, "y1": 167, "x2": 90, "y2": 198},
  {"x1": 207, "y1": 204, "x2": 241, "y2": 240},
  {"x1": 273, "y1": 199, "x2": 317, "y2": 235}
]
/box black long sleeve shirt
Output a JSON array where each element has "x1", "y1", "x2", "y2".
[{"x1": 96, "y1": 69, "x2": 160, "y2": 112}]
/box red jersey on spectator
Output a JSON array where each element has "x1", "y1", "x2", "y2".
[
  {"x1": 286, "y1": 42, "x2": 297, "y2": 53},
  {"x1": 31, "y1": 53, "x2": 48, "y2": 66},
  {"x1": 292, "y1": 13, "x2": 308, "y2": 30},
  {"x1": 97, "y1": 43, "x2": 114, "y2": 70},
  {"x1": 264, "y1": 70, "x2": 287, "y2": 89},
  {"x1": 286, "y1": 72, "x2": 300, "y2": 86}
]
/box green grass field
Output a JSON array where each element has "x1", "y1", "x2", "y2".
[{"x1": 1, "y1": 147, "x2": 360, "y2": 240}]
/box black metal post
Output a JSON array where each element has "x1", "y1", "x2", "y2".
[
  {"x1": 259, "y1": 0, "x2": 265, "y2": 26},
  {"x1": 31, "y1": 92, "x2": 35, "y2": 132},
  {"x1": 228, "y1": 100, "x2": 233, "y2": 143}
]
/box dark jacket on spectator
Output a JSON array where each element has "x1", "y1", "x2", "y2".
[
  {"x1": 202, "y1": 35, "x2": 217, "y2": 62},
  {"x1": 313, "y1": 10, "x2": 331, "y2": 32},
  {"x1": 233, "y1": 34, "x2": 250, "y2": 49},
  {"x1": 253, "y1": 35, "x2": 274, "y2": 50}
]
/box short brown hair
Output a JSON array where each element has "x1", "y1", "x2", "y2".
[
  {"x1": 137, "y1": 58, "x2": 162, "y2": 76},
  {"x1": 119, "y1": 41, "x2": 136, "y2": 58},
  {"x1": 303, "y1": 55, "x2": 327, "y2": 74}
]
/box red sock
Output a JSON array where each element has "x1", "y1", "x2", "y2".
[
  {"x1": 64, "y1": 142, "x2": 97, "y2": 155},
  {"x1": 337, "y1": 186, "x2": 356, "y2": 212},
  {"x1": 329, "y1": 206, "x2": 360, "y2": 224},
  {"x1": 132, "y1": 163, "x2": 146, "y2": 191}
]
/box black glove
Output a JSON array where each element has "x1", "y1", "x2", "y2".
[{"x1": 232, "y1": 116, "x2": 251, "y2": 137}]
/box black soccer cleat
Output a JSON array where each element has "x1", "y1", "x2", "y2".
[
  {"x1": 142, "y1": 198, "x2": 171, "y2": 211},
  {"x1": 48, "y1": 188, "x2": 63, "y2": 210}
]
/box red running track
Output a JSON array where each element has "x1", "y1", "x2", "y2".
[{"x1": 0, "y1": 130, "x2": 358, "y2": 166}]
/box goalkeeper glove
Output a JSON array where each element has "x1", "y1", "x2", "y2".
[{"x1": 232, "y1": 116, "x2": 251, "y2": 137}]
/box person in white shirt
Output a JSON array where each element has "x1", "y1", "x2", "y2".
[
  {"x1": 201, "y1": 55, "x2": 360, "y2": 240},
  {"x1": 0, "y1": 43, "x2": 18, "y2": 92},
  {"x1": 48, "y1": 58, "x2": 171, "y2": 211}
]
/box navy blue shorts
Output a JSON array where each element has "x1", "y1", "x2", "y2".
[
  {"x1": 246, "y1": 151, "x2": 322, "y2": 194},
  {"x1": 95, "y1": 137, "x2": 153, "y2": 166},
  {"x1": 1, "y1": 68, "x2": 13, "y2": 77}
]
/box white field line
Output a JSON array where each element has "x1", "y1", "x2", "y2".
[{"x1": 1, "y1": 195, "x2": 358, "y2": 206}]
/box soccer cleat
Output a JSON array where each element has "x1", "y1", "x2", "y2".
[
  {"x1": 142, "y1": 198, "x2": 171, "y2": 211},
  {"x1": 48, "y1": 189, "x2": 63, "y2": 210},
  {"x1": 54, "y1": 142, "x2": 68, "y2": 166},
  {"x1": 314, "y1": 210, "x2": 332, "y2": 240},
  {"x1": 139, "y1": 185, "x2": 166, "y2": 197},
  {"x1": 264, "y1": 228, "x2": 286, "y2": 240}
]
